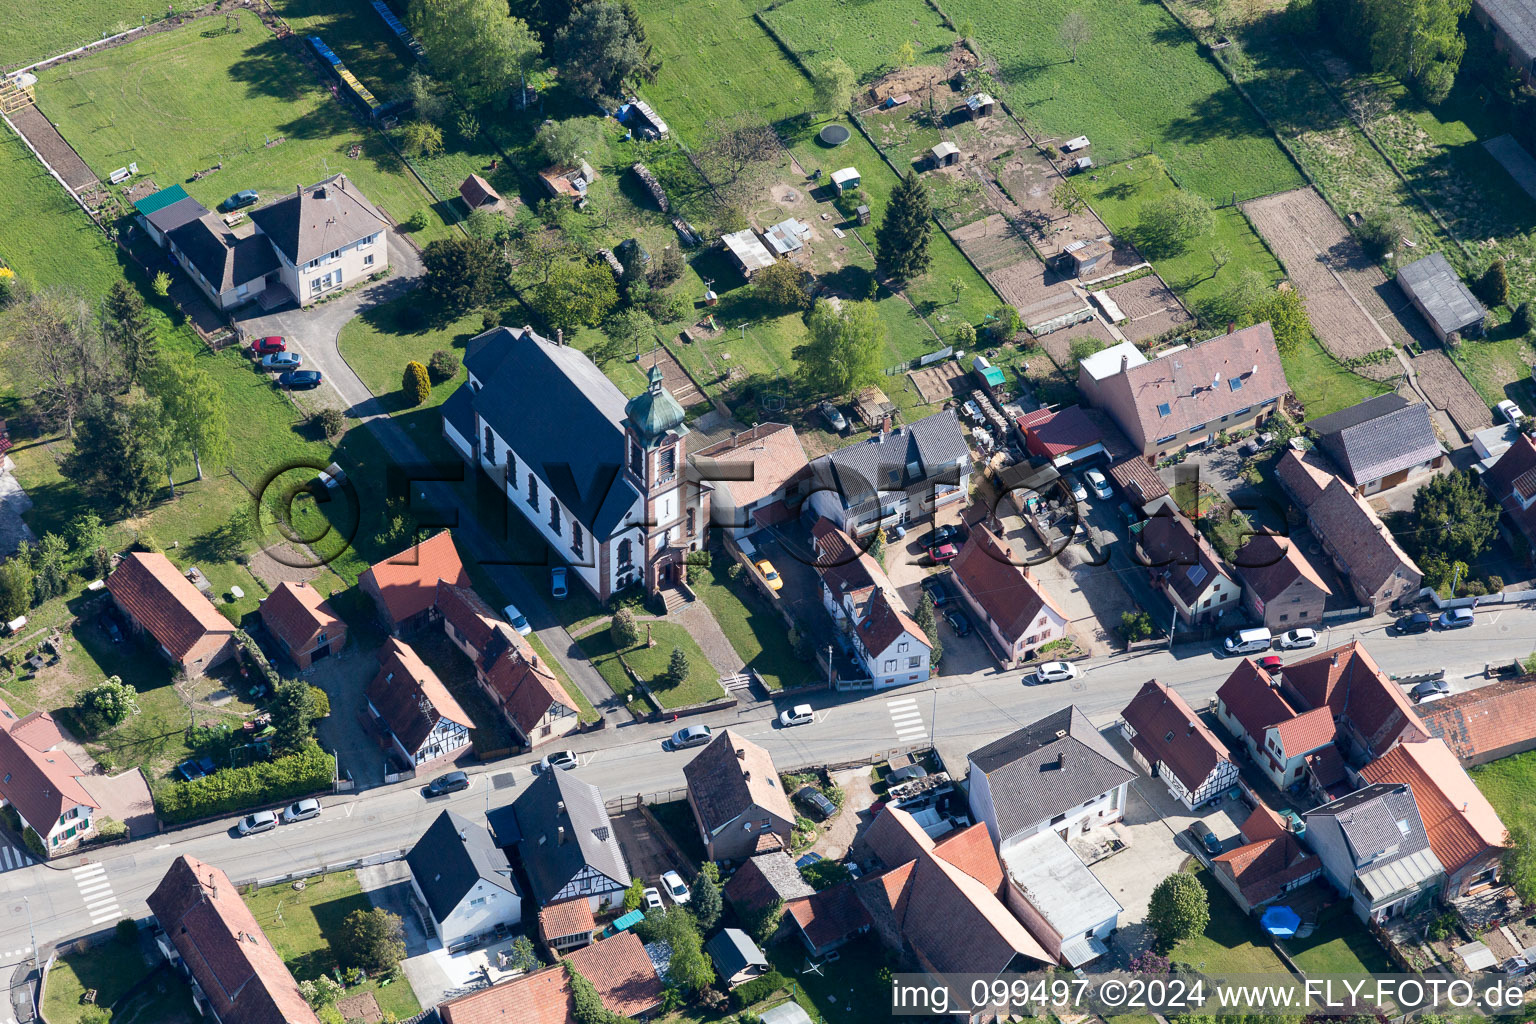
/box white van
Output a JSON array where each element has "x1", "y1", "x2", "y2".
[{"x1": 1223, "y1": 627, "x2": 1273, "y2": 655}]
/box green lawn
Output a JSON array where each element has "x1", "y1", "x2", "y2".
[
  {"x1": 1078, "y1": 156, "x2": 1285, "y2": 324},
  {"x1": 244, "y1": 870, "x2": 422, "y2": 1021},
  {"x1": 43, "y1": 938, "x2": 200, "y2": 1024},
  {"x1": 35, "y1": 19, "x2": 452, "y2": 242},
  {"x1": 266, "y1": 0, "x2": 414, "y2": 105},
  {"x1": 337, "y1": 296, "x2": 477, "y2": 414},
  {"x1": 0, "y1": 0, "x2": 170, "y2": 68},
  {"x1": 1474, "y1": 747, "x2": 1536, "y2": 838},
  {"x1": 943, "y1": 0, "x2": 1302, "y2": 203},
  {"x1": 1281, "y1": 333, "x2": 1390, "y2": 420},
  {"x1": 632, "y1": 0, "x2": 816, "y2": 144},
  {"x1": 576, "y1": 619, "x2": 724, "y2": 710},
  {"x1": 760, "y1": 0, "x2": 956, "y2": 82},
  {"x1": 1450, "y1": 333, "x2": 1536, "y2": 410},
  {"x1": 1171, "y1": 869, "x2": 1292, "y2": 975},
  {"x1": 692, "y1": 561, "x2": 806, "y2": 691},
  {"x1": 0, "y1": 128, "x2": 125, "y2": 298},
  {"x1": 1286, "y1": 900, "x2": 1395, "y2": 978}
]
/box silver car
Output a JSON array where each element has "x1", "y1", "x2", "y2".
[
  {"x1": 281, "y1": 798, "x2": 321, "y2": 823},
  {"x1": 237, "y1": 810, "x2": 278, "y2": 836}
]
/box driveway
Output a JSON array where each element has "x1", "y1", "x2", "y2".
[
  {"x1": 611, "y1": 808, "x2": 689, "y2": 886},
  {"x1": 232, "y1": 227, "x2": 621, "y2": 724},
  {"x1": 308, "y1": 650, "x2": 389, "y2": 788}
]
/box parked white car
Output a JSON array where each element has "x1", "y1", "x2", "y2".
[
  {"x1": 1497, "y1": 399, "x2": 1524, "y2": 425},
  {"x1": 1085, "y1": 468, "x2": 1113, "y2": 500},
  {"x1": 1030, "y1": 661, "x2": 1079, "y2": 684},
  {"x1": 643, "y1": 887, "x2": 664, "y2": 910},
  {"x1": 1276, "y1": 628, "x2": 1318, "y2": 650},
  {"x1": 661, "y1": 870, "x2": 691, "y2": 904},
  {"x1": 779, "y1": 704, "x2": 814, "y2": 727},
  {"x1": 280, "y1": 798, "x2": 321, "y2": 824}
]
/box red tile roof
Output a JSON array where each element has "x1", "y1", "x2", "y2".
[
  {"x1": 146, "y1": 855, "x2": 320, "y2": 1024},
  {"x1": 1486, "y1": 435, "x2": 1536, "y2": 547},
  {"x1": 1212, "y1": 833, "x2": 1317, "y2": 907},
  {"x1": 692, "y1": 422, "x2": 810, "y2": 508},
  {"x1": 854, "y1": 588, "x2": 929, "y2": 660},
  {"x1": 107, "y1": 552, "x2": 234, "y2": 660},
  {"x1": 933, "y1": 822, "x2": 1004, "y2": 893},
  {"x1": 1273, "y1": 707, "x2": 1337, "y2": 758},
  {"x1": 259, "y1": 581, "x2": 342, "y2": 656},
  {"x1": 1016, "y1": 405, "x2": 1103, "y2": 459},
  {"x1": 1281, "y1": 642, "x2": 1425, "y2": 758},
  {"x1": 482, "y1": 633, "x2": 572, "y2": 738},
  {"x1": 1359, "y1": 738, "x2": 1506, "y2": 875},
  {"x1": 361, "y1": 531, "x2": 469, "y2": 627},
  {"x1": 436, "y1": 581, "x2": 501, "y2": 654},
  {"x1": 1239, "y1": 804, "x2": 1289, "y2": 844},
  {"x1": 950, "y1": 525, "x2": 1068, "y2": 645},
  {"x1": 1417, "y1": 677, "x2": 1536, "y2": 763},
  {"x1": 1216, "y1": 660, "x2": 1305, "y2": 744},
  {"x1": 1234, "y1": 534, "x2": 1332, "y2": 603},
  {"x1": 0, "y1": 700, "x2": 97, "y2": 835},
  {"x1": 538, "y1": 898, "x2": 595, "y2": 941},
  {"x1": 785, "y1": 882, "x2": 872, "y2": 950},
  {"x1": 1108, "y1": 457, "x2": 1169, "y2": 504},
  {"x1": 439, "y1": 932, "x2": 661, "y2": 1024},
  {"x1": 1121, "y1": 680, "x2": 1231, "y2": 793},
  {"x1": 365, "y1": 638, "x2": 471, "y2": 755}
]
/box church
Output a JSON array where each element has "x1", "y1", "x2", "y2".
[{"x1": 441, "y1": 326, "x2": 708, "y2": 603}]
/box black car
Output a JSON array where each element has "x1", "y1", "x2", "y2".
[
  {"x1": 424, "y1": 770, "x2": 469, "y2": 796},
  {"x1": 278, "y1": 369, "x2": 323, "y2": 390},
  {"x1": 1187, "y1": 821, "x2": 1222, "y2": 855},
  {"x1": 96, "y1": 609, "x2": 124, "y2": 644},
  {"x1": 944, "y1": 609, "x2": 971, "y2": 637},
  {"x1": 886, "y1": 764, "x2": 928, "y2": 784},
  {"x1": 220, "y1": 189, "x2": 259, "y2": 212},
  {"x1": 1391, "y1": 612, "x2": 1433, "y2": 636},
  {"x1": 920, "y1": 574, "x2": 954, "y2": 608},
  {"x1": 795, "y1": 785, "x2": 838, "y2": 820},
  {"x1": 931, "y1": 524, "x2": 964, "y2": 547}
]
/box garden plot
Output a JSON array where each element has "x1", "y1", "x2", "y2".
[
  {"x1": 1100, "y1": 275, "x2": 1193, "y2": 344},
  {"x1": 1411, "y1": 350, "x2": 1491, "y2": 437},
  {"x1": 761, "y1": 0, "x2": 956, "y2": 82},
  {"x1": 1040, "y1": 317, "x2": 1118, "y2": 372},
  {"x1": 947, "y1": 214, "x2": 1086, "y2": 327},
  {"x1": 1242, "y1": 187, "x2": 1437, "y2": 357}
]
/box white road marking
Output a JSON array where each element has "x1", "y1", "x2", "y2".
[{"x1": 74, "y1": 862, "x2": 121, "y2": 923}]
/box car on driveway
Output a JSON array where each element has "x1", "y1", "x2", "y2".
[
  {"x1": 756, "y1": 559, "x2": 783, "y2": 591},
  {"x1": 1085, "y1": 468, "x2": 1113, "y2": 500},
  {"x1": 661, "y1": 870, "x2": 691, "y2": 904},
  {"x1": 1030, "y1": 661, "x2": 1079, "y2": 685},
  {"x1": 920, "y1": 574, "x2": 955, "y2": 608},
  {"x1": 1437, "y1": 608, "x2": 1474, "y2": 630},
  {"x1": 928, "y1": 542, "x2": 958, "y2": 563},
  {"x1": 260, "y1": 352, "x2": 302, "y2": 371},
  {"x1": 1064, "y1": 474, "x2": 1088, "y2": 502},
  {"x1": 643, "y1": 887, "x2": 664, "y2": 910},
  {"x1": 96, "y1": 609, "x2": 123, "y2": 643},
  {"x1": 1391, "y1": 612, "x2": 1433, "y2": 636},
  {"x1": 931, "y1": 524, "x2": 964, "y2": 547},
  {"x1": 779, "y1": 704, "x2": 814, "y2": 727},
  {"x1": 1497, "y1": 399, "x2": 1524, "y2": 425},
  {"x1": 502, "y1": 603, "x2": 532, "y2": 636},
  {"x1": 796, "y1": 785, "x2": 837, "y2": 820},
  {"x1": 1410, "y1": 679, "x2": 1452, "y2": 703},
  {"x1": 550, "y1": 566, "x2": 568, "y2": 599},
  {"x1": 1277, "y1": 628, "x2": 1318, "y2": 650},
  {"x1": 237, "y1": 810, "x2": 278, "y2": 836},
  {"x1": 886, "y1": 764, "x2": 927, "y2": 784},
  {"x1": 1187, "y1": 821, "x2": 1222, "y2": 855},
  {"x1": 252, "y1": 336, "x2": 286, "y2": 356},
  {"x1": 944, "y1": 609, "x2": 971, "y2": 637},
  {"x1": 220, "y1": 189, "x2": 259, "y2": 212},
  {"x1": 666, "y1": 725, "x2": 711, "y2": 751},
  {"x1": 424, "y1": 770, "x2": 469, "y2": 797},
  {"x1": 277, "y1": 369, "x2": 323, "y2": 390},
  {"x1": 281, "y1": 798, "x2": 321, "y2": 823},
  {"x1": 539, "y1": 750, "x2": 579, "y2": 773},
  {"x1": 819, "y1": 402, "x2": 848, "y2": 432}
]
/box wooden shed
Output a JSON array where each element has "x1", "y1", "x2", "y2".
[{"x1": 930, "y1": 141, "x2": 960, "y2": 167}]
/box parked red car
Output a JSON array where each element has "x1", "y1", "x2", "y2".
[
  {"x1": 928, "y1": 542, "x2": 958, "y2": 563},
  {"x1": 1257, "y1": 655, "x2": 1283, "y2": 673},
  {"x1": 253, "y1": 336, "x2": 286, "y2": 356}
]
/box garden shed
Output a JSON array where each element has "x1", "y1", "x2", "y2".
[
  {"x1": 1396, "y1": 252, "x2": 1486, "y2": 342},
  {"x1": 722, "y1": 230, "x2": 775, "y2": 278},
  {"x1": 830, "y1": 166, "x2": 861, "y2": 194},
  {"x1": 930, "y1": 141, "x2": 960, "y2": 167}
]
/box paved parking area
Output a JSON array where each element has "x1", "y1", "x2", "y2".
[{"x1": 612, "y1": 808, "x2": 689, "y2": 886}]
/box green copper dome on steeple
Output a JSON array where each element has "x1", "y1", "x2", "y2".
[{"x1": 625, "y1": 364, "x2": 687, "y2": 443}]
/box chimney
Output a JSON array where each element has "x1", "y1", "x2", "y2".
[
  {"x1": 743, "y1": 770, "x2": 752, "y2": 782},
  {"x1": 1056, "y1": 752, "x2": 1066, "y2": 770},
  {"x1": 1120, "y1": 353, "x2": 1129, "y2": 373},
  {"x1": 556, "y1": 800, "x2": 565, "y2": 816},
  {"x1": 557, "y1": 826, "x2": 566, "y2": 845},
  {"x1": 1331, "y1": 652, "x2": 1340, "y2": 667},
  {"x1": 1227, "y1": 321, "x2": 1235, "y2": 334},
  {"x1": 736, "y1": 748, "x2": 747, "y2": 760},
  {"x1": 296, "y1": 184, "x2": 302, "y2": 197},
  {"x1": 555, "y1": 328, "x2": 564, "y2": 346}
]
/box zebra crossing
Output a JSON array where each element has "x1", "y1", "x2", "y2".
[
  {"x1": 886, "y1": 695, "x2": 927, "y2": 743},
  {"x1": 73, "y1": 862, "x2": 122, "y2": 926},
  {"x1": 0, "y1": 841, "x2": 32, "y2": 872}
]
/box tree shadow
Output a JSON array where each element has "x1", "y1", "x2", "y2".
[{"x1": 226, "y1": 36, "x2": 321, "y2": 106}]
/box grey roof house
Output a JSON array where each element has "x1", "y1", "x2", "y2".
[
  {"x1": 1472, "y1": 0, "x2": 1536, "y2": 87},
  {"x1": 509, "y1": 769, "x2": 631, "y2": 911},
  {"x1": 967, "y1": 706, "x2": 1135, "y2": 852},
  {"x1": 705, "y1": 928, "x2": 770, "y2": 988},
  {"x1": 1304, "y1": 783, "x2": 1445, "y2": 923},
  {"x1": 805, "y1": 409, "x2": 970, "y2": 537},
  {"x1": 406, "y1": 810, "x2": 522, "y2": 953},
  {"x1": 1396, "y1": 252, "x2": 1486, "y2": 343},
  {"x1": 1306, "y1": 394, "x2": 1445, "y2": 495}
]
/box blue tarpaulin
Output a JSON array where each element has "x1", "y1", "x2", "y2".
[{"x1": 1261, "y1": 905, "x2": 1301, "y2": 937}]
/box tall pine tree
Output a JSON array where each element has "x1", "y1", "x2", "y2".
[
  {"x1": 875, "y1": 171, "x2": 933, "y2": 283},
  {"x1": 101, "y1": 280, "x2": 155, "y2": 388}
]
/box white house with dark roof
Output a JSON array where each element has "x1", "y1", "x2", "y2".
[
  {"x1": 1304, "y1": 783, "x2": 1445, "y2": 922},
  {"x1": 805, "y1": 410, "x2": 969, "y2": 537},
  {"x1": 810, "y1": 521, "x2": 930, "y2": 689},
  {"x1": 441, "y1": 326, "x2": 709, "y2": 601},
  {"x1": 967, "y1": 706, "x2": 1135, "y2": 852},
  {"x1": 506, "y1": 769, "x2": 631, "y2": 911},
  {"x1": 1120, "y1": 680, "x2": 1237, "y2": 810},
  {"x1": 406, "y1": 810, "x2": 521, "y2": 952},
  {"x1": 1306, "y1": 394, "x2": 1445, "y2": 495}
]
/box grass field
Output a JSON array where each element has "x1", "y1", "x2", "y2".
[
  {"x1": 266, "y1": 0, "x2": 413, "y2": 104},
  {"x1": 35, "y1": 19, "x2": 452, "y2": 242},
  {"x1": 942, "y1": 0, "x2": 1302, "y2": 203},
  {"x1": 0, "y1": 129, "x2": 125, "y2": 297},
  {"x1": 1172, "y1": 869, "x2": 1292, "y2": 974},
  {"x1": 760, "y1": 0, "x2": 956, "y2": 83},
  {"x1": 1286, "y1": 900, "x2": 1395, "y2": 977},
  {"x1": 577, "y1": 619, "x2": 724, "y2": 709},
  {"x1": 244, "y1": 870, "x2": 422, "y2": 1021},
  {"x1": 0, "y1": 0, "x2": 170, "y2": 69},
  {"x1": 1281, "y1": 334, "x2": 1390, "y2": 418},
  {"x1": 632, "y1": 0, "x2": 816, "y2": 143},
  {"x1": 692, "y1": 561, "x2": 806, "y2": 691},
  {"x1": 1474, "y1": 747, "x2": 1536, "y2": 839},
  {"x1": 43, "y1": 938, "x2": 199, "y2": 1024}
]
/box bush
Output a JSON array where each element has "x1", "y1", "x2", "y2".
[
  {"x1": 154, "y1": 743, "x2": 335, "y2": 825},
  {"x1": 1477, "y1": 259, "x2": 1510, "y2": 308},
  {"x1": 338, "y1": 907, "x2": 406, "y2": 974},
  {"x1": 985, "y1": 305, "x2": 1021, "y2": 344},
  {"x1": 22, "y1": 826, "x2": 45, "y2": 859},
  {"x1": 75, "y1": 676, "x2": 139, "y2": 737},
  {"x1": 733, "y1": 970, "x2": 788, "y2": 1008},
  {"x1": 684, "y1": 550, "x2": 711, "y2": 585},
  {"x1": 116, "y1": 918, "x2": 138, "y2": 945},
  {"x1": 1358, "y1": 210, "x2": 1406, "y2": 260},
  {"x1": 611, "y1": 607, "x2": 640, "y2": 647},
  {"x1": 1119, "y1": 610, "x2": 1154, "y2": 643},
  {"x1": 954, "y1": 321, "x2": 977, "y2": 347},
  {"x1": 1515, "y1": 302, "x2": 1535, "y2": 337},
  {"x1": 0, "y1": 804, "x2": 19, "y2": 834},
  {"x1": 427, "y1": 349, "x2": 459, "y2": 383},
  {"x1": 316, "y1": 407, "x2": 345, "y2": 439},
  {"x1": 94, "y1": 816, "x2": 128, "y2": 842},
  {"x1": 403, "y1": 361, "x2": 431, "y2": 405}
]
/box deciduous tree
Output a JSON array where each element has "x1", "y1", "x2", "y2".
[
  {"x1": 535, "y1": 117, "x2": 602, "y2": 169},
  {"x1": 76, "y1": 676, "x2": 139, "y2": 736},
  {"x1": 875, "y1": 172, "x2": 933, "y2": 282},
  {"x1": 797, "y1": 299, "x2": 886, "y2": 401},
  {"x1": 401, "y1": 120, "x2": 444, "y2": 158},
  {"x1": 0, "y1": 557, "x2": 32, "y2": 621},
  {"x1": 753, "y1": 259, "x2": 809, "y2": 311},
  {"x1": 409, "y1": 0, "x2": 540, "y2": 105},
  {"x1": 1364, "y1": 0, "x2": 1469, "y2": 104},
  {"x1": 1059, "y1": 9, "x2": 1091, "y2": 62},
  {"x1": 19, "y1": 288, "x2": 105, "y2": 437},
  {"x1": 1239, "y1": 287, "x2": 1312, "y2": 357},
  {"x1": 146, "y1": 348, "x2": 230, "y2": 482},
  {"x1": 1147, "y1": 872, "x2": 1209, "y2": 946},
  {"x1": 338, "y1": 908, "x2": 406, "y2": 974},
  {"x1": 270, "y1": 679, "x2": 329, "y2": 753},
  {"x1": 533, "y1": 257, "x2": 619, "y2": 331},
  {"x1": 1137, "y1": 190, "x2": 1214, "y2": 256},
  {"x1": 610, "y1": 607, "x2": 640, "y2": 647},
  {"x1": 812, "y1": 58, "x2": 856, "y2": 114}
]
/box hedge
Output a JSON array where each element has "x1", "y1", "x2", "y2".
[
  {"x1": 154, "y1": 743, "x2": 335, "y2": 824},
  {"x1": 734, "y1": 970, "x2": 788, "y2": 1009}
]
